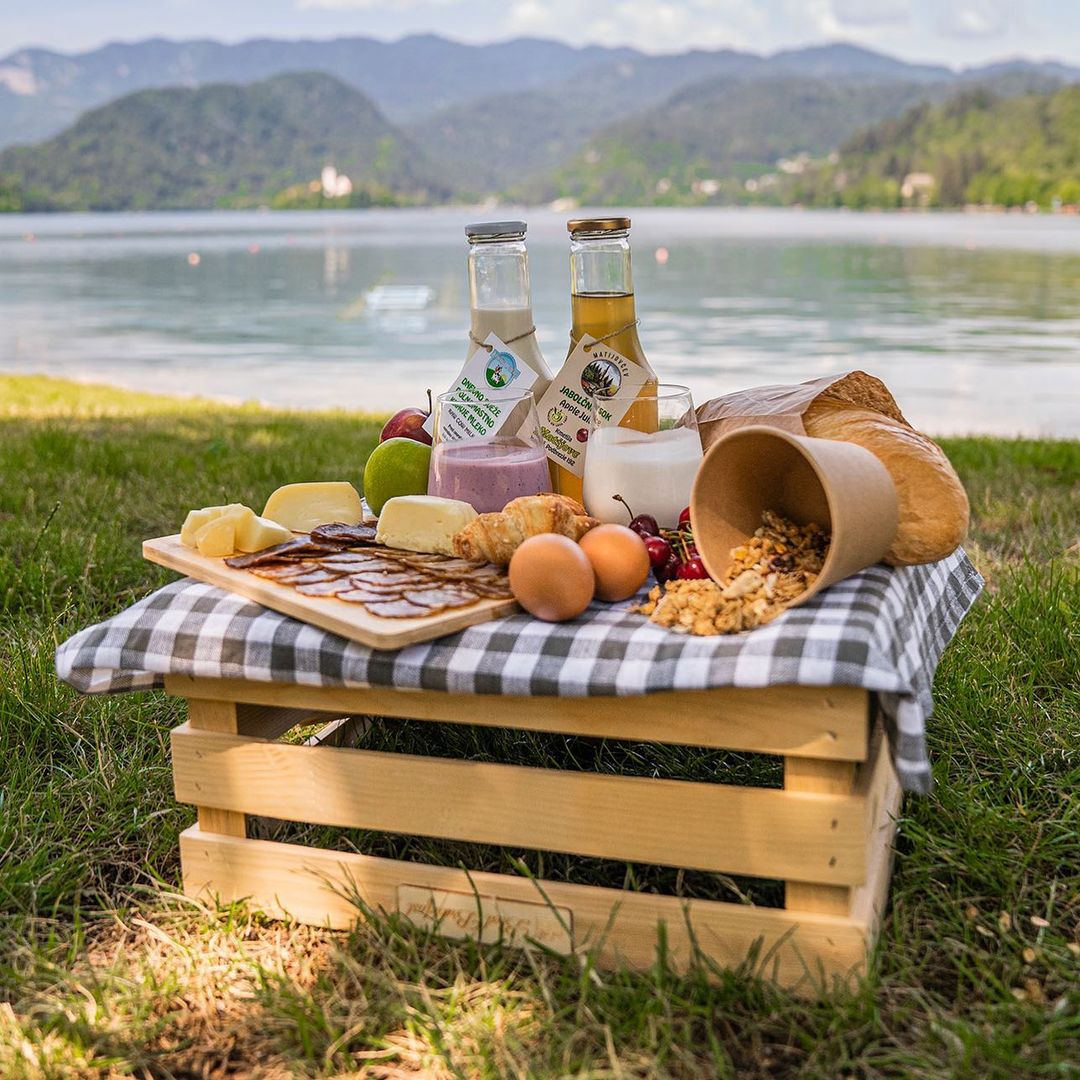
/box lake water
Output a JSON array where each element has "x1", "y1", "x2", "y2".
[{"x1": 2, "y1": 207, "x2": 1079, "y2": 437}]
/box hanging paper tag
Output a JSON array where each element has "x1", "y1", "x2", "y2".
[
  {"x1": 536, "y1": 336, "x2": 650, "y2": 477},
  {"x1": 424, "y1": 333, "x2": 544, "y2": 441}
]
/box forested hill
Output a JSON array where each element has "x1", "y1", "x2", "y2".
[
  {"x1": 0, "y1": 73, "x2": 446, "y2": 211},
  {"x1": 790, "y1": 84, "x2": 1080, "y2": 209},
  {"x1": 526, "y1": 77, "x2": 940, "y2": 205}
]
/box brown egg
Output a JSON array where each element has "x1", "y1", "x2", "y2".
[
  {"x1": 509, "y1": 534, "x2": 596, "y2": 622},
  {"x1": 578, "y1": 524, "x2": 650, "y2": 602}
]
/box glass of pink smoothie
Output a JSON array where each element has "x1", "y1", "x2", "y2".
[{"x1": 428, "y1": 389, "x2": 551, "y2": 513}]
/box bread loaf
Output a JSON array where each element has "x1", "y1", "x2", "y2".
[{"x1": 804, "y1": 399, "x2": 968, "y2": 566}]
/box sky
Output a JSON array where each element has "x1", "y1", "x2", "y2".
[{"x1": 1, "y1": 0, "x2": 1078, "y2": 68}]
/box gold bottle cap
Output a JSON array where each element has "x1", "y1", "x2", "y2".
[{"x1": 567, "y1": 217, "x2": 631, "y2": 234}]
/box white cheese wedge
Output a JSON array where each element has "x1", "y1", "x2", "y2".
[
  {"x1": 195, "y1": 514, "x2": 240, "y2": 557},
  {"x1": 375, "y1": 495, "x2": 477, "y2": 556},
  {"x1": 235, "y1": 513, "x2": 293, "y2": 553},
  {"x1": 262, "y1": 482, "x2": 362, "y2": 533},
  {"x1": 180, "y1": 503, "x2": 247, "y2": 547}
]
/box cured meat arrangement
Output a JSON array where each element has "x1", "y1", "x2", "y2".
[{"x1": 222, "y1": 521, "x2": 512, "y2": 619}]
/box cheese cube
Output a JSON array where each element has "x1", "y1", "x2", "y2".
[
  {"x1": 375, "y1": 495, "x2": 477, "y2": 556},
  {"x1": 262, "y1": 482, "x2": 362, "y2": 532},
  {"x1": 235, "y1": 513, "x2": 294, "y2": 553},
  {"x1": 195, "y1": 514, "x2": 240, "y2": 557},
  {"x1": 180, "y1": 503, "x2": 246, "y2": 547}
]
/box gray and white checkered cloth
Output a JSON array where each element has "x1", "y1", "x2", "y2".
[{"x1": 55, "y1": 550, "x2": 983, "y2": 794}]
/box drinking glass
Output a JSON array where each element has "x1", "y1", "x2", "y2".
[
  {"x1": 428, "y1": 388, "x2": 551, "y2": 514},
  {"x1": 582, "y1": 384, "x2": 702, "y2": 529}
]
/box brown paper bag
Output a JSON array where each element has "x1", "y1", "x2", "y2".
[{"x1": 695, "y1": 370, "x2": 909, "y2": 451}]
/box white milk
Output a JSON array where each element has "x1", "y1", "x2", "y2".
[
  {"x1": 582, "y1": 426, "x2": 703, "y2": 529},
  {"x1": 468, "y1": 306, "x2": 552, "y2": 398}
]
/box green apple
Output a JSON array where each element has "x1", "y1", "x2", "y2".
[{"x1": 363, "y1": 437, "x2": 432, "y2": 517}]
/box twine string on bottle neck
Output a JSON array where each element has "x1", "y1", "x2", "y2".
[
  {"x1": 570, "y1": 319, "x2": 641, "y2": 352},
  {"x1": 469, "y1": 325, "x2": 537, "y2": 351}
]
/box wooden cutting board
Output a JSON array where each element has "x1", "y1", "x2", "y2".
[{"x1": 143, "y1": 535, "x2": 519, "y2": 650}]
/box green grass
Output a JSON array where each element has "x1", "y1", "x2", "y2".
[{"x1": 1, "y1": 374, "x2": 1077, "y2": 1078}]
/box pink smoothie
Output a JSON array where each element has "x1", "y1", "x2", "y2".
[{"x1": 429, "y1": 439, "x2": 551, "y2": 513}]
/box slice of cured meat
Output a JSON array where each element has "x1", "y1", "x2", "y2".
[
  {"x1": 225, "y1": 538, "x2": 342, "y2": 568},
  {"x1": 336, "y1": 586, "x2": 406, "y2": 603},
  {"x1": 321, "y1": 555, "x2": 403, "y2": 571},
  {"x1": 310, "y1": 522, "x2": 378, "y2": 545},
  {"x1": 362, "y1": 598, "x2": 434, "y2": 619},
  {"x1": 403, "y1": 587, "x2": 479, "y2": 609},
  {"x1": 420, "y1": 562, "x2": 491, "y2": 581},
  {"x1": 288, "y1": 569, "x2": 339, "y2": 586},
  {"x1": 294, "y1": 578, "x2": 353, "y2": 596},
  {"x1": 347, "y1": 571, "x2": 423, "y2": 587},
  {"x1": 390, "y1": 552, "x2": 447, "y2": 565},
  {"x1": 463, "y1": 579, "x2": 512, "y2": 598},
  {"x1": 248, "y1": 562, "x2": 320, "y2": 581}
]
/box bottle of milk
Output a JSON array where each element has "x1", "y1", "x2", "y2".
[{"x1": 463, "y1": 220, "x2": 552, "y2": 398}]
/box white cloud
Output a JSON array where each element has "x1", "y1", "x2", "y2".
[
  {"x1": 831, "y1": 0, "x2": 910, "y2": 28},
  {"x1": 938, "y1": 3, "x2": 1008, "y2": 38},
  {"x1": 506, "y1": 0, "x2": 749, "y2": 52},
  {"x1": 296, "y1": 0, "x2": 457, "y2": 9}
]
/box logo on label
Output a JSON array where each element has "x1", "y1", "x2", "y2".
[
  {"x1": 547, "y1": 406, "x2": 566, "y2": 425},
  {"x1": 486, "y1": 349, "x2": 520, "y2": 388},
  {"x1": 580, "y1": 358, "x2": 622, "y2": 398}
]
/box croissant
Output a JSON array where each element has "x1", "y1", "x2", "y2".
[{"x1": 452, "y1": 493, "x2": 598, "y2": 564}]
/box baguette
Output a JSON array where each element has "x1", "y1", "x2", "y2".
[{"x1": 804, "y1": 399, "x2": 968, "y2": 566}]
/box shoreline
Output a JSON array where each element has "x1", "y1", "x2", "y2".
[{"x1": 3, "y1": 372, "x2": 1076, "y2": 444}]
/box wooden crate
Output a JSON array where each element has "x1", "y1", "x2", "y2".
[{"x1": 164, "y1": 674, "x2": 902, "y2": 994}]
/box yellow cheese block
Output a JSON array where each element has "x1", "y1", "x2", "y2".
[
  {"x1": 195, "y1": 514, "x2": 241, "y2": 557},
  {"x1": 180, "y1": 503, "x2": 247, "y2": 547},
  {"x1": 375, "y1": 495, "x2": 477, "y2": 556},
  {"x1": 235, "y1": 513, "x2": 293, "y2": 552},
  {"x1": 262, "y1": 482, "x2": 363, "y2": 532}
]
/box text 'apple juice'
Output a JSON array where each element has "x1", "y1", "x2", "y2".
[{"x1": 536, "y1": 217, "x2": 659, "y2": 504}]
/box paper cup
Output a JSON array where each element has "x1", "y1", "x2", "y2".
[{"x1": 690, "y1": 424, "x2": 899, "y2": 607}]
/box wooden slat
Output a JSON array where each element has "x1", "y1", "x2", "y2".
[
  {"x1": 164, "y1": 676, "x2": 870, "y2": 761},
  {"x1": 186, "y1": 700, "x2": 246, "y2": 838},
  {"x1": 784, "y1": 755, "x2": 858, "y2": 916},
  {"x1": 180, "y1": 826, "x2": 870, "y2": 993},
  {"x1": 170, "y1": 724, "x2": 867, "y2": 884},
  {"x1": 850, "y1": 735, "x2": 902, "y2": 936}
]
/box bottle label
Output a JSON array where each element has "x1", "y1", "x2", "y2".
[
  {"x1": 425, "y1": 333, "x2": 544, "y2": 441},
  {"x1": 536, "y1": 336, "x2": 650, "y2": 477}
]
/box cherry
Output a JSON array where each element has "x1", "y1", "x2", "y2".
[
  {"x1": 630, "y1": 514, "x2": 660, "y2": 538},
  {"x1": 643, "y1": 535, "x2": 672, "y2": 569},
  {"x1": 677, "y1": 556, "x2": 710, "y2": 580},
  {"x1": 655, "y1": 553, "x2": 682, "y2": 584},
  {"x1": 678, "y1": 506, "x2": 692, "y2": 529},
  {"x1": 611, "y1": 494, "x2": 659, "y2": 537},
  {"x1": 576, "y1": 427, "x2": 589, "y2": 443}
]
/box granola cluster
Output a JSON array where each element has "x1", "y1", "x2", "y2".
[{"x1": 633, "y1": 511, "x2": 830, "y2": 635}]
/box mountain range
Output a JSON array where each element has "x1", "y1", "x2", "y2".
[{"x1": 0, "y1": 34, "x2": 1077, "y2": 211}]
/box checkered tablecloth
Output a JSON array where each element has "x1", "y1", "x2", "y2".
[{"x1": 55, "y1": 550, "x2": 983, "y2": 794}]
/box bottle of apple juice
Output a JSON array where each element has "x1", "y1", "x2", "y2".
[{"x1": 537, "y1": 217, "x2": 659, "y2": 503}]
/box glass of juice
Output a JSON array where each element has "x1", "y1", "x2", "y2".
[
  {"x1": 582, "y1": 384, "x2": 702, "y2": 529},
  {"x1": 428, "y1": 389, "x2": 551, "y2": 514}
]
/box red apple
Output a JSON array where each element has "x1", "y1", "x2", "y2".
[{"x1": 380, "y1": 390, "x2": 433, "y2": 444}]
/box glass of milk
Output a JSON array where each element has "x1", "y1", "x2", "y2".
[{"x1": 582, "y1": 385, "x2": 703, "y2": 529}]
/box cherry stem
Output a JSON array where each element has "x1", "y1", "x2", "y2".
[{"x1": 611, "y1": 493, "x2": 635, "y2": 524}]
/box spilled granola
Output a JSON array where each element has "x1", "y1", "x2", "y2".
[{"x1": 633, "y1": 511, "x2": 829, "y2": 635}]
